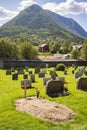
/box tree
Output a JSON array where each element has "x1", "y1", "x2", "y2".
[
  {"x1": 0, "y1": 38, "x2": 19, "y2": 59},
  {"x1": 81, "y1": 39, "x2": 87, "y2": 61},
  {"x1": 62, "y1": 40, "x2": 73, "y2": 54},
  {"x1": 71, "y1": 49, "x2": 79, "y2": 59},
  {"x1": 49, "y1": 40, "x2": 61, "y2": 53},
  {"x1": 20, "y1": 41, "x2": 38, "y2": 59}
]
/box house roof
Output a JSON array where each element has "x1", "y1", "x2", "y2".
[
  {"x1": 39, "y1": 44, "x2": 49, "y2": 47},
  {"x1": 73, "y1": 45, "x2": 82, "y2": 50}
]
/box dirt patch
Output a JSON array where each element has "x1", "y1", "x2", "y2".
[
  {"x1": 15, "y1": 96, "x2": 75, "y2": 123},
  {"x1": 38, "y1": 55, "x2": 55, "y2": 60}
]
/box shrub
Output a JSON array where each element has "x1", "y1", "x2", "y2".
[{"x1": 56, "y1": 63, "x2": 66, "y2": 71}]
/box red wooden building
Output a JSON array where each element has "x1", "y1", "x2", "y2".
[{"x1": 39, "y1": 44, "x2": 49, "y2": 52}]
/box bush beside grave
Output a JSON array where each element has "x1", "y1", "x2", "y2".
[{"x1": 56, "y1": 63, "x2": 66, "y2": 71}]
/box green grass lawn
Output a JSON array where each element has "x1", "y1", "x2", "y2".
[{"x1": 0, "y1": 67, "x2": 87, "y2": 130}]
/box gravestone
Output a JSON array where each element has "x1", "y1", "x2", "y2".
[
  {"x1": 30, "y1": 74, "x2": 35, "y2": 83},
  {"x1": 18, "y1": 68, "x2": 24, "y2": 74},
  {"x1": 34, "y1": 67, "x2": 40, "y2": 74},
  {"x1": 21, "y1": 79, "x2": 32, "y2": 98},
  {"x1": 46, "y1": 80, "x2": 64, "y2": 97},
  {"x1": 38, "y1": 72, "x2": 45, "y2": 78},
  {"x1": 10, "y1": 68, "x2": 15, "y2": 72},
  {"x1": 43, "y1": 77, "x2": 52, "y2": 85},
  {"x1": 74, "y1": 71, "x2": 83, "y2": 79},
  {"x1": 29, "y1": 71, "x2": 32, "y2": 75},
  {"x1": 23, "y1": 74, "x2": 28, "y2": 79},
  {"x1": 80, "y1": 67, "x2": 86, "y2": 74},
  {"x1": 45, "y1": 63, "x2": 49, "y2": 68},
  {"x1": 50, "y1": 71, "x2": 58, "y2": 80},
  {"x1": 25, "y1": 66, "x2": 29, "y2": 72},
  {"x1": 12, "y1": 73, "x2": 18, "y2": 80},
  {"x1": 84, "y1": 71, "x2": 87, "y2": 75},
  {"x1": 58, "y1": 77, "x2": 65, "y2": 83},
  {"x1": 21, "y1": 79, "x2": 32, "y2": 89},
  {"x1": 6, "y1": 70, "x2": 11, "y2": 75},
  {"x1": 64, "y1": 69, "x2": 67, "y2": 75},
  {"x1": 72, "y1": 70, "x2": 74, "y2": 74},
  {"x1": 41, "y1": 70, "x2": 46, "y2": 74},
  {"x1": 77, "y1": 77, "x2": 87, "y2": 91}
]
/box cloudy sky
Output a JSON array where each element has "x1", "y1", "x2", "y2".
[{"x1": 0, "y1": 0, "x2": 87, "y2": 31}]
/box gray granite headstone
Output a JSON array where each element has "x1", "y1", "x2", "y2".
[{"x1": 77, "y1": 77, "x2": 87, "y2": 90}]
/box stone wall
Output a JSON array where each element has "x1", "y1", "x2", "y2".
[
  {"x1": 1, "y1": 59, "x2": 87, "y2": 69},
  {"x1": 0, "y1": 60, "x2": 4, "y2": 69}
]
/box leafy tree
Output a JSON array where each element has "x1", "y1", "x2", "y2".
[
  {"x1": 49, "y1": 40, "x2": 61, "y2": 53},
  {"x1": 71, "y1": 49, "x2": 79, "y2": 59},
  {"x1": 62, "y1": 40, "x2": 73, "y2": 54},
  {"x1": 81, "y1": 39, "x2": 87, "y2": 61},
  {"x1": 20, "y1": 41, "x2": 38, "y2": 59},
  {"x1": 0, "y1": 38, "x2": 19, "y2": 59}
]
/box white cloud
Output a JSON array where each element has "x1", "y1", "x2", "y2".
[
  {"x1": 42, "y1": 0, "x2": 87, "y2": 15},
  {"x1": 0, "y1": 0, "x2": 38, "y2": 26},
  {"x1": 0, "y1": 7, "x2": 18, "y2": 21},
  {"x1": 18, "y1": 0, "x2": 38, "y2": 11}
]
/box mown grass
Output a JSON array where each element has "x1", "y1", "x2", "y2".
[{"x1": 0, "y1": 67, "x2": 87, "y2": 130}]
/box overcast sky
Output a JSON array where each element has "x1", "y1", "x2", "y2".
[{"x1": 0, "y1": 0, "x2": 87, "y2": 31}]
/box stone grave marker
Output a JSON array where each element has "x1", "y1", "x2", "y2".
[
  {"x1": 23, "y1": 74, "x2": 28, "y2": 79},
  {"x1": 46, "y1": 80, "x2": 64, "y2": 97},
  {"x1": 30, "y1": 74, "x2": 35, "y2": 83},
  {"x1": 43, "y1": 77, "x2": 52, "y2": 85},
  {"x1": 12, "y1": 73, "x2": 18, "y2": 80},
  {"x1": 77, "y1": 77, "x2": 87, "y2": 91},
  {"x1": 6, "y1": 70, "x2": 11, "y2": 75},
  {"x1": 38, "y1": 72, "x2": 45, "y2": 78},
  {"x1": 34, "y1": 67, "x2": 40, "y2": 74}
]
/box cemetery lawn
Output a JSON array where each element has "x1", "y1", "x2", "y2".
[{"x1": 0, "y1": 67, "x2": 87, "y2": 130}]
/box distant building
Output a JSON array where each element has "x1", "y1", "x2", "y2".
[
  {"x1": 54, "y1": 54, "x2": 71, "y2": 59},
  {"x1": 39, "y1": 44, "x2": 49, "y2": 52},
  {"x1": 73, "y1": 45, "x2": 82, "y2": 52}
]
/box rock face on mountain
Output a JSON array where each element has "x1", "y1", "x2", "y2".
[{"x1": 0, "y1": 4, "x2": 86, "y2": 39}]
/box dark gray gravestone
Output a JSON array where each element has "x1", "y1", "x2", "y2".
[
  {"x1": 12, "y1": 73, "x2": 18, "y2": 80},
  {"x1": 18, "y1": 68, "x2": 24, "y2": 74},
  {"x1": 25, "y1": 66, "x2": 29, "y2": 72},
  {"x1": 77, "y1": 77, "x2": 87, "y2": 91},
  {"x1": 21, "y1": 79, "x2": 32, "y2": 89},
  {"x1": 50, "y1": 71, "x2": 58, "y2": 80},
  {"x1": 30, "y1": 74, "x2": 35, "y2": 83},
  {"x1": 58, "y1": 77, "x2": 65, "y2": 83},
  {"x1": 72, "y1": 70, "x2": 74, "y2": 74},
  {"x1": 64, "y1": 69, "x2": 67, "y2": 75},
  {"x1": 10, "y1": 68, "x2": 15, "y2": 72},
  {"x1": 74, "y1": 71, "x2": 83, "y2": 79},
  {"x1": 46, "y1": 80, "x2": 64, "y2": 97},
  {"x1": 23, "y1": 74, "x2": 28, "y2": 79},
  {"x1": 38, "y1": 72, "x2": 45, "y2": 78},
  {"x1": 34, "y1": 67, "x2": 40, "y2": 74},
  {"x1": 43, "y1": 77, "x2": 52, "y2": 85},
  {"x1": 80, "y1": 67, "x2": 86, "y2": 74},
  {"x1": 84, "y1": 71, "x2": 87, "y2": 75},
  {"x1": 6, "y1": 70, "x2": 11, "y2": 75},
  {"x1": 29, "y1": 71, "x2": 32, "y2": 75},
  {"x1": 41, "y1": 69, "x2": 47, "y2": 74}
]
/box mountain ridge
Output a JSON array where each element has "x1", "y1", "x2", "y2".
[
  {"x1": 0, "y1": 4, "x2": 86, "y2": 41},
  {"x1": 46, "y1": 10, "x2": 87, "y2": 38}
]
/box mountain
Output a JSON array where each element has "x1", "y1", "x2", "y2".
[
  {"x1": 46, "y1": 10, "x2": 87, "y2": 38},
  {"x1": 0, "y1": 4, "x2": 86, "y2": 42}
]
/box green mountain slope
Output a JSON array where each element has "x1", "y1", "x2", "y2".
[{"x1": 0, "y1": 4, "x2": 84, "y2": 42}]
